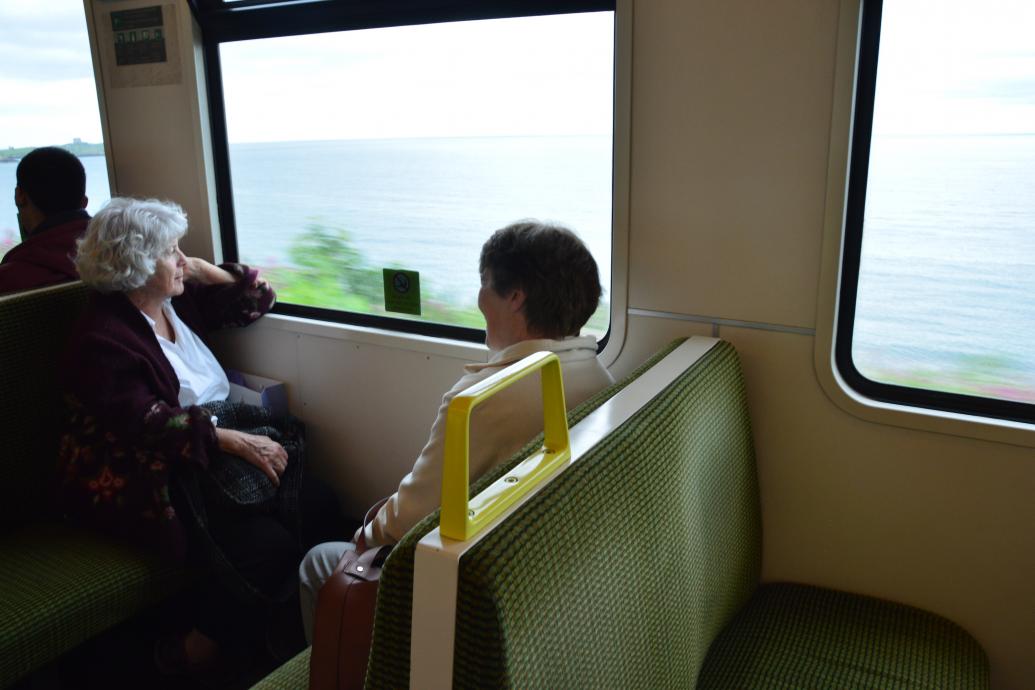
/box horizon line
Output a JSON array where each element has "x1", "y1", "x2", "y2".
[
  {"x1": 225, "y1": 132, "x2": 612, "y2": 146},
  {"x1": 2, "y1": 133, "x2": 610, "y2": 150}
]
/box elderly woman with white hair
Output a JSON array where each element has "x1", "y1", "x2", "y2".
[{"x1": 57, "y1": 197, "x2": 341, "y2": 675}]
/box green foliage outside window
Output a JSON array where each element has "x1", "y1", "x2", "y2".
[
  {"x1": 260, "y1": 222, "x2": 609, "y2": 336},
  {"x1": 261, "y1": 223, "x2": 485, "y2": 328}
]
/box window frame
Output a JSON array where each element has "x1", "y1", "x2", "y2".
[
  {"x1": 191, "y1": 0, "x2": 618, "y2": 346},
  {"x1": 835, "y1": 0, "x2": 1035, "y2": 425}
]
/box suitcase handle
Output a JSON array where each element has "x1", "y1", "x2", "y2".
[{"x1": 440, "y1": 351, "x2": 570, "y2": 541}]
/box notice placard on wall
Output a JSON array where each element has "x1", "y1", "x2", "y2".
[
  {"x1": 111, "y1": 6, "x2": 166, "y2": 66},
  {"x1": 101, "y1": 3, "x2": 182, "y2": 88}
]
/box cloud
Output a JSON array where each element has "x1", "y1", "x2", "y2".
[
  {"x1": 874, "y1": 1, "x2": 1035, "y2": 135},
  {"x1": 220, "y1": 12, "x2": 614, "y2": 143},
  {"x1": 0, "y1": 1, "x2": 92, "y2": 79},
  {"x1": 951, "y1": 76, "x2": 1035, "y2": 104},
  {"x1": 0, "y1": 1, "x2": 101, "y2": 147},
  {"x1": 0, "y1": 1, "x2": 85, "y2": 29},
  {"x1": 0, "y1": 41, "x2": 94, "y2": 81}
]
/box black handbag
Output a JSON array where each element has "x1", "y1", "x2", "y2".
[
  {"x1": 205, "y1": 449, "x2": 280, "y2": 508},
  {"x1": 197, "y1": 399, "x2": 302, "y2": 513}
]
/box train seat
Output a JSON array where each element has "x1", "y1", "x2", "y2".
[
  {"x1": 254, "y1": 337, "x2": 989, "y2": 689},
  {"x1": 0, "y1": 282, "x2": 188, "y2": 689},
  {"x1": 252, "y1": 647, "x2": 310, "y2": 689},
  {"x1": 250, "y1": 337, "x2": 691, "y2": 690},
  {"x1": 697, "y1": 581, "x2": 988, "y2": 688}
]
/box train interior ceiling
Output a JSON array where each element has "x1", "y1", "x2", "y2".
[{"x1": 3, "y1": 0, "x2": 1033, "y2": 688}]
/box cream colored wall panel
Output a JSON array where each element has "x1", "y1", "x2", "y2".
[
  {"x1": 610, "y1": 313, "x2": 712, "y2": 380},
  {"x1": 628, "y1": 0, "x2": 839, "y2": 328},
  {"x1": 721, "y1": 324, "x2": 1035, "y2": 690},
  {"x1": 209, "y1": 322, "x2": 301, "y2": 414},
  {"x1": 295, "y1": 335, "x2": 469, "y2": 520},
  {"x1": 87, "y1": 0, "x2": 217, "y2": 261}
]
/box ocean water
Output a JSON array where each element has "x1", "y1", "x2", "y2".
[
  {"x1": 228, "y1": 136, "x2": 613, "y2": 307},
  {"x1": 0, "y1": 155, "x2": 111, "y2": 249},
  {"x1": 2, "y1": 134, "x2": 1031, "y2": 400},
  {"x1": 0, "y1": 136, "x2": 614, "y2": 309},
  {"x1": 854, "y1": 134, "x2": 1035, "y2": 400}
]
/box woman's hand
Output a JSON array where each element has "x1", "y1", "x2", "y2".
[
  {"x1": 215, "y1": 428, "x2": 288, "y2": 486},
  {"x1": 184, "y1": 257, "x2": 235, "y2": 285}
]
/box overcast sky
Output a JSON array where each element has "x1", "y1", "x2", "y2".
[
  {"x1": 221, "y1": 12, "x2": 614, "y2": 143},
  {"x1": 1, "y1": 1, "x2": 1033, "y2": 149},
  {"x1": 0, "y1": 4, "x2": 613, "y2": 148},
  {"x1": 873, "y1": 0, "x2": 1035, "y2": 136},
  {"x1": 0, "y1": 2, "x2": 103, "y2": 148}
]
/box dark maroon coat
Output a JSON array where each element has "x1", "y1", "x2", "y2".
[
  {"x1": 0, "y1": 210, "x2": 89, "y2": 295},
  {"x1": 57, "y1": 264, "x2": 275, "y2": 560}
]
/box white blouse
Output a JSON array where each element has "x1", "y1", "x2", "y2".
[{"x1": 141, "y1": 300, "x2": 230, "y2": 407}]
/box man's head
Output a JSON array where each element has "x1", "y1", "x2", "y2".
[
  {"x1": 478, "y1": 220, "x2": 601, "y2": 350},
  {"x1": 14, "y1": 147, "x2": 88, "y2": 235}
]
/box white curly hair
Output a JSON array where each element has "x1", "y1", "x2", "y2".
[{"x1": 75, "y1": 198, "x2": 188, "y2": 293}]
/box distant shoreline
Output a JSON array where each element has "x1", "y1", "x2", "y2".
[{"x1": 1, "y1": 142, "x2": 104, "y2": 162}]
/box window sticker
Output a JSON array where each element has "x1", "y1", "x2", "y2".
[{"x1": 383, "y1": 269, "x2": 421, "y2": 316}]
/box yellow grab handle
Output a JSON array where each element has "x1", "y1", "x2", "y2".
[{"x1": 440, "y1": 351, "x2": 570, "y2": 541}]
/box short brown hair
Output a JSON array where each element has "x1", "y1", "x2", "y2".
[{"x1": 479, "y1": 220, "x2": 601, "y2": 339}]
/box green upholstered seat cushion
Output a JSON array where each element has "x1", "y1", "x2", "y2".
[
  {"x1": 250, "y1": 647, "x2": 311, "y2": 690},
  {"x1": 0, "y1": 282, "x2": 91, "y2": 527},
  {"x1": 697, "y1": 582, "x2": 989, "y2": 690},
  {"x1": 0, "y1": 283, "x2": 189, "y2": 688},
  {"x1": 450, "y1": 341, "x2": 760, "y2": 689},
  {"x1": 365, "y1": 338, "x2": 696, "y2": 689},
  {"x1": 0, "y1": 522, "x2": 187, "y2": 689}
]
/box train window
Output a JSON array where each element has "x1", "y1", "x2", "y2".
[
  {"x1": 199, "y1": 2, "x2": 616, "y2": 342},
  {"x1": 0, "y1": 2, "x2": 110, "y2": 259},
  {"x1": 838, "y1": 0, "x2": 1035, "y2": 422}
]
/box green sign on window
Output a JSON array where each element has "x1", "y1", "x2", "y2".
[{"x1": 383, "y1": 269, "x2": 421, "y2": 316}]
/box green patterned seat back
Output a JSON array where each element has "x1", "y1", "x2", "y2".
[
  {"x1": 365, "y1": 339, "x2": 760, "y2": 689},
  {"x1": 365, "y1": 339, "x2": 689, "y2": 688},
  {"x1": 451, "y1": 341, "x2": 759, "y2": 688},
  {"x1": 0, "y1": 523, "x2": 186, "y2": 689},
  {"x1": 250, "y1": 647, "x2": 311, "y2": 690},
  {"x1": 0, "y1": 282, "x2": 91, "y2": 528},
  {"x1": 697, "y1": 582, "x2": 990, "y2": 689},
  {"x1": 0, "y1": 282, "x2": 192, "y2": 689}
]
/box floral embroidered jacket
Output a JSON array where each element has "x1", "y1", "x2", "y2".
[{"x1": 57, "y1": 264, "x2": 275, "y2": 561}]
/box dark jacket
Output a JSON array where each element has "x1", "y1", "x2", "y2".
[
  {"x1": 0, "y1": 210, "x2": 89, "y2": 295},
  {"x1": 57, "y1": 264, "x2": 275, "y2": 560}
]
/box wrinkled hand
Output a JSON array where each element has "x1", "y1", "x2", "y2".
[
  {"x1": 217, "y1": 428, "x2": 288, "y2": 486},
  {"x1": 184, "y1": 257, "x2": 235, "y2": 285}
]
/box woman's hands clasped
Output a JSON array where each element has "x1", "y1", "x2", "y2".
[{"x1": 216, "y1": 428, "x2": 289, "y2": 486}]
